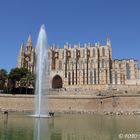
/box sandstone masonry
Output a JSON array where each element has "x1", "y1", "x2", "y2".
[
  {"x1": 17, "y1": 36, "x2": 140, "y2": 89},
  {"x1": 1, "y1": 94, "x2": 140, "y2": 114}
]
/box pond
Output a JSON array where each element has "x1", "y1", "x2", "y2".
[{"x1": 0, "y1": 113, "x2": 140, "y2": 140}]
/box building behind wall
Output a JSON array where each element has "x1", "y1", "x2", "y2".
[{"x1": 17, "y1": 35, "x2": 140, "y2": 89}]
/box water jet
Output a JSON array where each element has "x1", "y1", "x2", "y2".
[{"x1": 33, "y1": 24, "x2": 50, "y2": 118}]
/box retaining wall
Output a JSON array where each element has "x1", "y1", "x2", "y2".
[{"x1": 0, "y1": 94, "x2": 140, "y2": 113}]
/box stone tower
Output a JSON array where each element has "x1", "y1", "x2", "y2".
[{"x1": 17, "y1": 35, "x2": 35, "y2": 73}]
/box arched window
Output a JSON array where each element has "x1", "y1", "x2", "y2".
[
  {"x1": 52, "y1": 75, "x2": 63, "y2": 88},
  {"x1": 90, "y1": 71, "x2": 93, "y2": 84},
  {"x1": 94, "y1": 69, "x2": 96, "y2": 84},
  {"x1": 90, "y1": 60, "x2": 93, "y2": 69},
  {"x1": 72, "y1": 70, "x2": 74, "y2": 85},
  {"x1": 126, "y1": 63, "x2": 130, "y2": 79},
  {"x1": 68, "y1": 72, "x2": 71, "y2": 85},
  {"x1": 115, "y1": 71, "x2": 118, "y2": 84},
  {"x1": 83, "y1": 69, "x2": 85, "y2": 84},
  {"x1": 120, "y1": 74, "x2": 123, "y2": 84},
  {"x1": 93, "y1": 48, "x2": 95, "y2": 57},
  {"x1": 102, "y1": 48, "x2": 105, "y2": 56}
]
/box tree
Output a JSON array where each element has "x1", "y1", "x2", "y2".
[
  {"x1": 0, "y1": 69, "x2": 7, "y2": 90},
  {"x1": 9, "y1": 67, "x2": 29, "y2": 80},
  {"x1": 8, "y1": 67, "x2": 35, "y2": 94},
  {"x1": 20, "y1": 72, "x2": 34, "y2": 94}
]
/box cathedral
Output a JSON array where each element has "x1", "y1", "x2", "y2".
[{"x1": 17, "y1": 35, "x2": 140, "y2": 89}]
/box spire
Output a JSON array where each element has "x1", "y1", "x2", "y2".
[
  {"x1": 26, "y1": 34, "x2": 32, "y2": 47},
  {"x1": 106, "y1": 37, "x2": 111, "y2": 47},
  {"x1": 17, "y1": 42, "x2": 25, "y2": 68},
  {"x1": 19, "y1": 42, "x2": 24, "y2": 56}
]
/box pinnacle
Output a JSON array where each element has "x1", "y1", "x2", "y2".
[
  {"x1": 21, "y1": 41, "x2": 24, "y2": 48},
  {"x1": 26, "y1": 34, "x2": 32, "y2": 46}
]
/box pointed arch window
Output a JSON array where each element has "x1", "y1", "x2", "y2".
[
  {"x1": 94, "y1": 69, "x2": 96, "y2": 84},
  {"x1": 59, "y1": 60, "x2": 62, "y2": 70},
  {"x1": 90, "y1": 60, "x2": 93, "y2": 69},
  {"x1": 115, "y1": 71, "x2": 118, "y2": 84},
  {"x1": 72, "y1": 70, "x2": 74, "y2": 85},
  {"x1": 83, "y1": 69, "x2": 85, "y2": 84},
  {"x1": 68, "y1": 72, "x2": 71, "y2": 85},
  {"x1": 126, "y1": 63, "x2": 131, "y2": 79}
]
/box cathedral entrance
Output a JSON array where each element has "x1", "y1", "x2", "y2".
[{"x1": 52, "y1": 75, "x2": 63, "y2": 89}]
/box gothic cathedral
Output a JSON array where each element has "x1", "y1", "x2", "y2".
[{"x1": 17, "y1": 35, "x2": 140, "y2": 89}]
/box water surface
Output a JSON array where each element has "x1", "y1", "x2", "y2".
[{"x1": 0, "y1": 113, "x2": 140, "y2": 140}]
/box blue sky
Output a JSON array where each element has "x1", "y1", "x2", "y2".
[{"x1": 0, "y1": 0, "x2": 140, "y2": 72}]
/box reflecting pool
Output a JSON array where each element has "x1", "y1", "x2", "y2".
[{"x1": 0, "y1": 113, "x2": 140, "y2": 140}]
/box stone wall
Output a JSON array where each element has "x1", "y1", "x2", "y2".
[
  {"x1": 48, "y1": 95, "x2": 140, "y2": 113},
  {"x1": 0, "y1": 95, "x2": 34, "y2": 112},
  {"x1": 0, "y1": 94, "x2": 140, "y2": 114}
]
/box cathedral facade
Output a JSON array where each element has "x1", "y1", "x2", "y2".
[{"x1": 17, "y1": 35, "x2": 140, "y2": 89}]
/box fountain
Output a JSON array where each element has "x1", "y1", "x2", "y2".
[
  {"x1": 32, "y1": 24, "x2": 49, "y2": 118},
  {"x1": 34, "y1": 118, "x2": 49, "y2": 140}
]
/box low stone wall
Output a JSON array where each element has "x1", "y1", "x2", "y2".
[
  {"x1": 0, "y1": 94, "x2": 34, "y2": 112},
  {"x1": 0, "y1": 94, "x2": 140, "y2": 114},
  {"x1": 48, "y1": 94, "x2": 140, "y2": 114}
]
